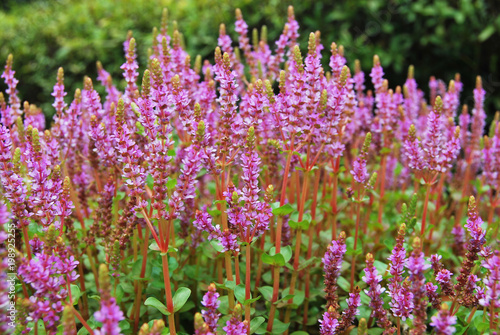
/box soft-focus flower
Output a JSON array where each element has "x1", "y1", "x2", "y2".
[{"x1": 430, "y1": 305, "x2": 456, "y2": 335}]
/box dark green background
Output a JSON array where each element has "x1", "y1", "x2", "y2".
[{"x1": 1, "y1": 0, "x2": 499, "y2": 124}]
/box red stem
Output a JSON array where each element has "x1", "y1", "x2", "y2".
[
  {"x1": 245, "y1": 243, "x2": 251, "y2": 327},
  {"x1": 420, "y1": 183, "x2": 432, "y2": 245},
  {"x1": 161, "y1": 253, "x2": 176, "y2": 335}
]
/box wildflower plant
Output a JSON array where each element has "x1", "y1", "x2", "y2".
[{"x1": 0, "y1": 5, "x2": 499, "y2": 335}]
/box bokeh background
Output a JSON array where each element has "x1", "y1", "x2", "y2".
[{"x1": 1, "y1": 0, "x2": 499, "y2": 123}]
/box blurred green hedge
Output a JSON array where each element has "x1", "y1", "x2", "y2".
[{"x1": 1, "y1": 0, "x2": 499, "y2": 120}]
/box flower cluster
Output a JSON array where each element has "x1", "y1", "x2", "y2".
[{"x1": 0, "y1": 5, "x2": 498, "y2": 335}]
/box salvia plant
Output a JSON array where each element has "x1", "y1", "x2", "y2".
[{"x1": 0, "y1": 6, "x2": 499, "y2": 335}]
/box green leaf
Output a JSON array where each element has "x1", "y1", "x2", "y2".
[
  {"x1": 118, "y1": 319, "x2": 130, "y2": 330},
  {"x1": 244, "y1": 296, "x2": 261, "y2": 305},
  {"x1": 250, "y1": 317, "x2": 265, "y2": 334},
  {"x1": 478, "y1": 25, "x2": 495, "y2": 41},
  {"x1": 209, "y1": 240, "x2": 224, "y2": 253},
  {"x1": 130, "y1": 102, "x2": 140, "y2": 116},
  {"x1": 272, "y1": 203, "x2": 294, "y2": 216},
  {"x1": 135, "y1": 121, "x2": 145, "y2": 135},
  {"x1": 345, "y1": 236, "x2": 362, "y2": 256},
  {"x1": 290, "y1": 332, "x2": 309, "y2": 335},
  {"x1": 297, "y1": 256, "x2": 318, "y2": 271},
  {"x1": 218, "y1": 295, "x2": 229, "y2": 315},
  {"x1": 166, "y1": 178, "x2": 177, "y2": 190},
  {"x1": 258, "y1": 286, "x2": 273, "y2": 301},
  {"x1": 144, "y1": 297, "x2": 170, "y2": 315},
  {"x1": 271, "y1": 319, "x2": 290, "y2": 334},
  {"x1": 374, "y1": 260, "x2": 388, "y2": 276},
  {"x1": 367, "y1": 328, "x2": 384, "y2": 335},
  {"x1": 130, "y1": 258, "x2": 151, "y2": 281},
  {"x1": 178, "y1": 300, "x2": 195, "y2": 313},
  {"x1": 146, "y1": 174, "x2": 154, "y2": 189},
  {"x1": 261, "y1": 252, "x2": 285, "y2": 266},
  {"x1": 70, "y1": 285, "x2": 82, "y2": 306},
  {"x1": 337, "y1": 276, "x2": 351, "y2": 292},
  {"x1": 235, "y1": 284, "x2": 247, "y2": 304},
  {"x1": 380, "y1": 147, "x2": 391, "y2": 155},
  {"x1": 168, "y1": 256, "x2": 179, "y2": 272},
  {"x1": 173, "y1": 287, "x2": 192, "y2": 312},
  {"x1": 115, "y1": 284, "x2": 125, "y2": 304},
  {"x1": 88, "y1": 295, "x2": 101, "y2": 302},
  {"x1": 149, "y1": 241, "x2": 160, "y2": 252},
  {"x1": 360, "y1": 291, "x2": 371, "y2": 305},
  {"x1": 269, "y1": 245, "x2": 292, "y2": 263},
  {"x1": 207, "y1": 208, "x2": 221, "y2": 217},
  {"x1": 224, "y1": 280, "x2": 237, "y2": 291},
  {"x1": 281, "y1": 288, "x2": 305, "y2": 307}
]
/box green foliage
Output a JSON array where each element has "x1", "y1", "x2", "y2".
[{"x1": 1, "y1": 0, "x2": 499, "y2": 121}]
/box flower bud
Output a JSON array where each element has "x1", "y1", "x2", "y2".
[
  {"x1": 434, "y1": 96, "x2": 443, "y2": 114},
  {"x1": 246, "y1": 126, "x2": 255, "y2": 149},
  {"x1": 407, "y1": 65, "x2": 414, "y2": 79},
  {"x1": 308, "y1": 32, "x2": 316, "y2": 55},
  {"x1": 116, "y1": 99, "x2": 125, "y2": 124},
  {"x1": 151, "y1": 58, "x2": 163, "y2": 86},
  {"x1": 340, "y1": 66, "x2": 349, "y2": 87},
  {"x1": 194, "y1": 103, "x2": 201, "y2": 121},
  {"x1": 362, "y1": 132, "x2": 371, "y2": 154},
  {"x1": 292, "y1": 45, "x2": 303, "y2": 72},
  {"x1": 354, "y1": 59, "x2": 361, "y2": 74},
  {"x1": 32, "y1": 128, "x2": 41, "y2": 154},
  {"x1": 252, "y1": 28, "x2": 259, "y2": 50},
  {"x1": 367, "y1": 172, "x2": 377, "y2": 189},
  {"x1": 261, "y1": 25, "x2": 268, "y2": 44},
  {"x1": 141, "y1": 70, "x2": 151, "y2": 97},
  {"x1": 194, "y1": 55, "x2": 202, "y2": 75},
  {"x1": 279, "y1": 70, "x2": 286, "y2": 94},
  {"x1": 408, "y1": 124, "x2": 417, "y2": 140},
  {"x1": 358, "y1": 318, "x2": 367, "y2": 335},
  {"x1": 98, "y1": 263, "x2": 111, "y2": 292},
  {"x1": 172, "y1": 74, "x2": 180, "y2": 90}
]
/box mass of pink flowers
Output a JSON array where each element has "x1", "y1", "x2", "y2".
[{"x1": 0, "y1": 6, "x2": 499, "y2": 335}]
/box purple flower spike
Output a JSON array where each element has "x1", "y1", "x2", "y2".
[
  {"x1": 1, "y1": 54, "x2": 21, "y2": 124},
  {"x1": 479, "y1": 252, "x2": 500, "y2": 313},
  {"x1": 426, "y1": 282, "x2": 441, "y2": 310},
  {"x1": 350, "y1": 132, "x2": 371, "y2": 184},
  {"x1": 121, "y1": 37, "x2": 139, "y2": 102},
  {"x1": 454, "y1": 196, "x2": 486, "y2": 306},
  {"x1": 223, "y1": 304, "x2": 248, "y2": 335},
  {"x1": 408, "y1": 238, "x2": 430, "y2": 334},
  {"x1": 370, "y1": 55, "x2": 384, "y2": 94},
  {"x1": 201, "y1": 283, "x2": 221, "y2": 333},
  {"x1": 338, "y1": 288, "x2": 361, "y2": 331},
  {"x1": 52, "y1": 67, "x2": 67, "y2": 117},
  {"x1": 430, "y1": 304, "x2": 456, "y2": 335},
  {"x1": 0, "y1": 127, "x2": 30, "y2": 228},
  {"x1": 323, "y1": 231, "x2": 347, "y2": 310},
  {"x1": 363, "y1": 252, "x2": 394, "y2": 332},
  {"x1": 388, "y1": 224, "x2": 414, "y2": 321},
  {"x1": 319, "y1": 306, "x2": 339, "y2": 335}
]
